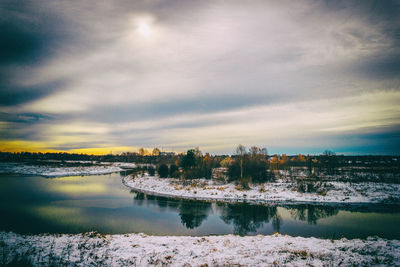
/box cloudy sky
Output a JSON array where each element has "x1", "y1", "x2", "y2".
[{"x1": 1, "y1": 0, "x2": 399, "y2": 155}]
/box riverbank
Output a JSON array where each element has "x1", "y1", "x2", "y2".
[
  {"x1": 0, "y1": 162, "x2": 136, "y2": 177},
  {"x1": 123, "y1": 175, "x2": 400, "y2": 204},
  {"x1": 1, "y1": 231, "x2": 399, "y2": 266}
]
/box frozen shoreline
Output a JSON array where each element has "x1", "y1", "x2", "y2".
[
  {"x1": 123, "y1": 175, "x2": 400, "y2": 205},
  {"x1": 1, "y1": 231, "x2": 399, "y2": 266},
  {"x1": 0, "y1": 162, "x2": 136, "y2": 177}
]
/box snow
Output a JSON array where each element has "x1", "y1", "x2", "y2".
[
  {"x1": 123, "y1": 175, "x2": 400, "y2": 204},
  {"x1": 1, "y1": 231, "x2": 398, "y2": 266},
  {"x1": 0, "y1": 162, "x2": 136, "y2": 177}
]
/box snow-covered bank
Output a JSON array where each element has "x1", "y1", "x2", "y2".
[
  {"x1": 1, "y1": 232, "x2": 399, "y2": 266},
  {"x1": 124, "y1": 176, "x2": 400, "y2": 204},
  {"x1": 0, "y1": 162, "x2": 136, "y2": 177}
]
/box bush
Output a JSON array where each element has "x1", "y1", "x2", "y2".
[
  {"x1": 182, "y1": 168, "x2": 198, "y2": 180},
  {"x1": 180, "y1": 149, "x2": 196, "y2": 170},
  {"x1": 148, "y1": 166, "x2": 155, "y2": 176},
  {"x1": 158, "y1": 164, "x2": 169, "y2": 178},
  {"x1": 297, "y1": 181, "x2": 324, "y2": 193},
  {"x1": 235, "y1": 177, "x2": 251, "y2": 191},
  {"x1": 169, "y1": 164, "x2": 179, "y2": 178},
  {"x1": 246, "y1": 159, "x2": 269, "y2": 183},
  {"x1": 228, "y1": 160, "x2": 242, "y2": 181}
]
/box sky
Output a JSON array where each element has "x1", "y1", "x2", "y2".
[{"x1": 0, "y1": 0, "x2": 399, "y2": 155}]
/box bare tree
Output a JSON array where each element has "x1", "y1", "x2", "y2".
[
  {"x1": 138, "y1": 148, "x2": 149, "y2": 156},
  {"x1": 236, "y1": 144, "x2": 247, "y2": 179},
  {"x1": 152, "y1": 148, "x2": 160, "y2": 156},
  {"x1": 250, "y1": 146, "x2": 260, "y2": 157},
  {"x1": 261, "y1": 147, "x2": 268, "y2": 157},
  {"x1": 322, "y1": 150, "x2": 337, "y2": 174}
]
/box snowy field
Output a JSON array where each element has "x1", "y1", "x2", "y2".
[
  {"x1": 0, "y1": 162, "x2": 136, "y2": 177},
  {"x1": 124, "y1": 175, "x2": 400, "y2": 204},
  {"x1": 1, "y1": 232, "x2": 399, "y2": 266}
]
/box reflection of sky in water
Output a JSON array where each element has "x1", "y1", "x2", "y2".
[
  {"x1": 50, "y1": 183, "x2": 108, "y2": 195},
  {"x1": 0, "y1": 173, "x2": 399, "y2": 238}
]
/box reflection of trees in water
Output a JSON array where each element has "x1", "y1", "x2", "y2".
[
  {"x1": 288, "y1": 205, "x2": 339, "y2": 224},
  {"x1": 272, "y1": 214, "x2": 282, "y2": 233},
  {"x1": 178, "y1": 200, "x2": 211, "y2": 229},
  {"x1": 131, "y1": 192, "x2": 340, "y2": 233},
  {"x1": 219, "y1": 203, "x2": 279, "y2": 236},
  {"x1": 131, "y1": 192, "x2": 211, "y2": 229},
  {"x1": 132, "y1": 192, "x2": 180, "y2": 209},
  {"x1": 132, "y1": 191, "x2": 145, "y2": 206}
]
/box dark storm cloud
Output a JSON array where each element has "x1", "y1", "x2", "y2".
[
  {"x1": 354, "y1": 53, "x2": 400, "y2": 80},
  {"x1": 0, "y1": 80, "x2": 64, "y2": 106},
  {"x1": 0, "y1": 21, "x2": 45, "y2": 64},
  {"x1": 0, "y1": 0, "x2": 71, "y2": 106},
  {"x1": 318, "y1": 0, "x2": 400, "y2": 81},
  {"x1": 0, "y1": 111, "x2": 53, "y2": 124},
  {"x1": 0, "y1": 0, "x2": 69, "y2": 65}
]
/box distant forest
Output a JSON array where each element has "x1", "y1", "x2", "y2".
[
  {"x1": 1, "y1": 147, "x2": 399, "y2": 185},
  {"x1": 0, "y1": 149, "x2": 398, "y2": 167}
]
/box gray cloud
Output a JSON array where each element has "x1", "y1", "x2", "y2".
[
  {"x1": 0, "y1": 0, "x2": 74, "y2": 107},
  {"x1": 0, "y1": 112, "x2": 53, "y2": 123},
  {"x1": 84, "y1": 93, "x2": 277, "y2": 123},
  {"x1": 0, "y1": 80, "x2": 65, "y2": 106},
  {"x1": 354, "y1": 53, "x2": 400, "y2": 80}
]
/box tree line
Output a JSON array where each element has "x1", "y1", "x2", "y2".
[{"x1": 1, "y1": 148, "x2": 399, "y2": 184}]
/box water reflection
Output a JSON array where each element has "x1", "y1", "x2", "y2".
[
  {"x1": 287, "y1": 205, "x2": 339, "y2": 225},
  {"x1": 179, "y1": 201, "x2": 211, "y2": 229},
  {"x1": 131, "y1": 192, "x2": 343, "y2": 235},
  {"x1": 219, "y1": 203, "x2": 280, "y2": 235},
  {"x1": 133, "y1": 192, "x2": 211, "y2": 229},
  {"x1": 0, "y1": 173, "x2": 399, "y2": 238}
]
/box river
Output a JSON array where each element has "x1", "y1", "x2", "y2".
[{"x1": 0, "y1": 172, "x2": 399, "y2": 239}]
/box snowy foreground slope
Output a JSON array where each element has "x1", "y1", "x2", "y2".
[
  {"x1": 124, "y1": 175, "x2": 400, "y2": 204},
  {"x1": 1, "y1": 232, "x2": 399, "y2": 266},
  {"x1": 0, "y1": 162, "x2": 136, "y2": 177}
]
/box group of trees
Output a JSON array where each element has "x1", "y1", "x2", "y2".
[
  {"x1": 319, "y1": 150, "x2": 338, "y2": 175},
  {"x1": 152, "y1": 145, "x2": 349, "y2": 185},
  {"x1": 157, "y1": 164, "x2": 179, "y2": 178},
  {"x1": 147, "y1": 146, "x2": 339, "y2": 181},
  {"x1": 155, "y1": 145, "x2": 271, "y2": 186},
  {"x1": 179, "y1": 148, "x2": 220, "y2": 179},
  {"x1": 137, "y1": 148, "x2": 161, "y2": 156},
  {"x1": 228, "y1": 145, "x2": 271, "y2": 185}
]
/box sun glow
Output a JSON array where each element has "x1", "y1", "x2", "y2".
[
  {"x1": 138, "y1": 21, "x2": 152, "y2": 37},
  {"x1": 127, "y1": 15, "x2": 157, "y2": 41}
]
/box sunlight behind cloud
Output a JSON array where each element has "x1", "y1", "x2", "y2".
[
  {"x1": 129, "y1": 14, "x2": 157, "y2": 40},
  {"x1": 138, "y1": 21, "x2": 152, "y2": 37}
]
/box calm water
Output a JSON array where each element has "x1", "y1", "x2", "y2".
[{"x1": 0, "y1": 172, "x2": 399, "y2": 239}]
